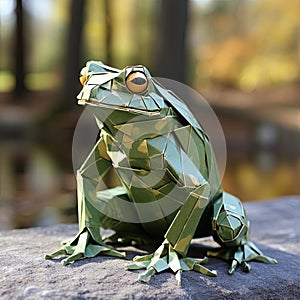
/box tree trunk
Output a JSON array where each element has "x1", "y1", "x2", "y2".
[
  {"x1": 14, "y1": 0, "x2": 26, "y2": 96},
  {"x1": 62, "y1": 0, "x2": 85, "y2": 108},
  {"x1": 104, "y1": 0, "x2": 112, "y2": 65},
  {"x1": 153, "y1": 0, "x2": 189, "y2": 83},
  {"x1": 38, "y1": 0, "x2": 85, "y2": 124}
]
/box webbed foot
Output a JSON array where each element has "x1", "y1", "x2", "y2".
[
  {"x1": 125, "y1": 239, "x2": 217, "y2": 286},
  {"x1": 45, "y1": 227, "x2": 125, "y2": 265},
  {"x1": 207, "y1": 240, "x2": 277, "y2": 274}
]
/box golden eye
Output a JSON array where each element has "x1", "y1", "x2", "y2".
[
  {"x1": 125, "y1": 71, "x2": 148, "y2": 93},
  {"x1": 79, "y1": 66, "x2": 87, "y2": 85}
]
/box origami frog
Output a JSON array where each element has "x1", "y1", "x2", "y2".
[{"x1": 46, "y1": 61, "x2": 277, "y2": 284}]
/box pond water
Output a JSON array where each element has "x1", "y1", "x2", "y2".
[{"x1": 0, "y1": 133, "x2": 298, "y2": 230}]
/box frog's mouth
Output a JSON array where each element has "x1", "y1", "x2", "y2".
[
  {"x1": 78, "y1": 99, "x2": 161, "y2": 118},
  {"x1": 77, "y1": 72, "x2": 120, "y2": 106}
]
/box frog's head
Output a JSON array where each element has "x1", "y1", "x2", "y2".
[{"x1": 77, "y1": 61, "x2": 164, "y2": 118}]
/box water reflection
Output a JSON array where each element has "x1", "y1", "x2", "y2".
[
  {"x1": 0, "y1": 141, "x2": 77, "y2": 230},
  {"x1": 0, "y1": 129, "x2": 299, "y2": 229},
  {"x1": 223, "y1": 156, "x2": 300, "y2": 202}
]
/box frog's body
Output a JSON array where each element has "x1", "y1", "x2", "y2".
[{"x1": 46, "y1": 61, "x2": 276, "y2": 284}]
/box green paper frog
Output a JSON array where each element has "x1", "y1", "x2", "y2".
[{"x1": 46, "y1": 61, "x2": 277, "y2": 285}]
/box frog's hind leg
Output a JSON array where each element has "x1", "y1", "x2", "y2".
[{"x1": 208, "y1": 192, "x2": 277, "y2": 274}]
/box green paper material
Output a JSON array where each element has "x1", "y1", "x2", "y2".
[{"x1": 45, "y1": 61, "x2": 277, "y2": 284}]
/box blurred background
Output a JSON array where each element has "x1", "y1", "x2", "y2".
[{"x1": 0, "y1": 0, "x2": 299, "y2": 229}]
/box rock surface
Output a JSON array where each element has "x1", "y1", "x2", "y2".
[{"x1": 1, "y1": 196, "x2": 299, "y2": 299}]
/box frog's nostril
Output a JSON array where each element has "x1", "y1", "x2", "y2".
[{"x1": 79, "y1": 67, "x2": 87, "y2": 85}]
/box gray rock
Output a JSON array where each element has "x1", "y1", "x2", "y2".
[{"x1": 0, "y1": 196, "x2": 299, "y2": 299}]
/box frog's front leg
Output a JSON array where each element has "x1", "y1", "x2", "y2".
[
  {"x1": 126, "y1": 182, "x2": 217, "y2": 286},
  {"x1": 45, "y1": 138, "x2": 125, "y2": 264},
  {"x1": 208, "y1": 192, "x2": 277, "y2": 274}
]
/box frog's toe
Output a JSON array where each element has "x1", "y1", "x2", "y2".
[
  {"x1": 62, "y1": 252, "x2": 83, "y2": 265},
  {"x1": 125, "y1": 254, "x2": 152, "y2": 270},
  {"x1": 252, "y1": 253, "x2": 278, "y2": 264},
  {"x1": 138, "y1": 267, "x2": 156, "y2": 282},
  {"x1": 181, "y1": 257, "x2": 217, "y2": 277},
  {"x1": 228, "y1": 259, "x2": 239, "y2": 275},
  {"x1": 192, "y1": 261, "x2": 218, "y2": 277},
  {"x1": 44, "y1": 248, "x2": 67, "y2": 260},
  {"x1": 241, "y1": 261, "x2": 251, "y2": 272},
  {"x1": 175, "y1": 270, "x2": 182, "y2": 287}
]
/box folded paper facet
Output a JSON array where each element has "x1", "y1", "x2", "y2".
[{"x1": 46, "y1": 61, "x2": 277, "y2": 285}]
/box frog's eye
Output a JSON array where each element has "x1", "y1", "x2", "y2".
[
  {"x1": 125, "y1": 71, "x2": 148, "y2": 93},
  {"x1": 79, "y1": 67, "x2": 87, "y2": 85}
]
